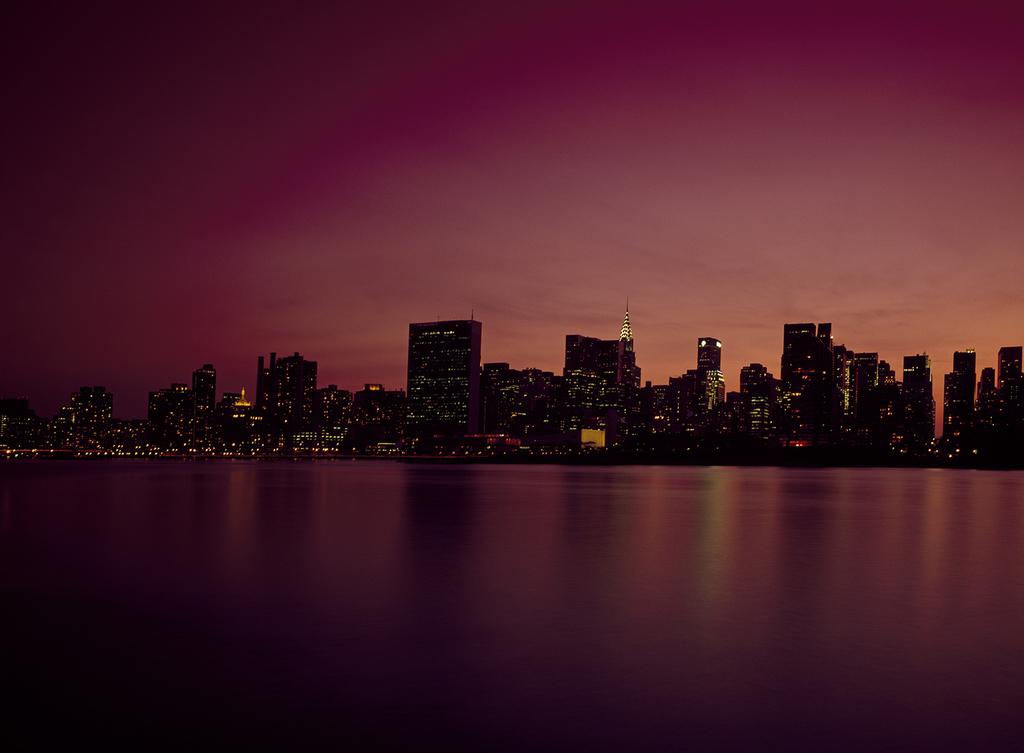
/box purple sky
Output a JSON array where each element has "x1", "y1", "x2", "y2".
[{"x1": 3, "y1": 1, "x2": 1023, "y2": 420}]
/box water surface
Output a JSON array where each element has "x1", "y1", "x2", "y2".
[{"x1": 3, "y1": 462, "x2": 1024, "y2": 750}]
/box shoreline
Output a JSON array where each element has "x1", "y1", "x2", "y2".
[{"x1": 3, "y1": 450, "x2": 1021, "y2": 471}]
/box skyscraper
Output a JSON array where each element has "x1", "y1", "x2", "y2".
[
  {"x1": 780, "y1": 323, "x2": 835, "y2": 446},
  {"x1": 481, "y1": 362, "x2": 524, "y2": 435},
  {"x1": 998, "y1": 346, "x2": 1023, "y2": 390},
  {"x1": 351, "y1": 384, "x2": 406, "y2": 451},
  {"x1": 978, "y1": 367, "x2": 997, "y2": 405},
  {"x1": 192, "y1": 364, "x2": 216, "y2": 415},
  {"x1": 255, "y1": 353, "x2": 275, "y2": 411},
  {"x1": 997, "y1": 346, "x2": 1023, "y2": 430},
  {"x1": 902, "y1": 354, "x2": 935, "y2": 451},
  {"x1": 942, "y1": 350, "x2": 976, "y2": 440},
  {"x1": 406, "y1": 319, "x2": 482, "y2": 443},
  {"x1": 68, "y1": 386, "x2": 114, "y2": 450},
  {"x1": 976, "y1": 367, "x2": 998, "y2": 432},
  {"x1": 312, "y1": 384, "x2": 352, "y2": 450},
  {"x1": 559, "y1": 308, "x2": 641, "y2": 442},
  {"x1": 694, "y1": 337, "x2": 725, "y2": 428},
  {"x1": 616, "y1": 307, "x2": 642, "y2": 435},
  {"x1": 0, "y1": 398, "x2": 46, "y2": 450},
  {"x1": 562, "y1": 334, "x2": 619, "y2": 433},
  {"x1": 739, "y1": 363, "x2": 777, "y2": 441},
  {"x1": 697, "y1": 337, "x2": 722, "y2": 371},
  {"x1": 148, "y1": 382, "x2": 193, "y2": 450},
  {"x1": 274, "y1": 353, "x2": 318, "y2": 432}
]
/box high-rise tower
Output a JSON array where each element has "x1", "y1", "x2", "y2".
[
  {"x1": 903, "y1": 354, "x2": 935, "y2": 451},
  {"x1": 406, "y1": 319, "x2": 482, "y2": 443},
  {"x1": 942, "y1": 350, "x2": 976, "y2": 440}
]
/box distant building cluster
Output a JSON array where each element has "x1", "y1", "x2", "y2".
[{"x1": 2, "y1": 312, "x2": 1022, "y2": 462}]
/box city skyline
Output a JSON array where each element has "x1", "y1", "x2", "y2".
[
  {"x1": 5, "y1": 3, "x2": 1024, "y2": 422},
  {"x1": 4, "y1": 309, "x2": 1020, "y2": 450},
  {"x1": 0, "y1": 307, "x2": 1016, "y2": 432}
]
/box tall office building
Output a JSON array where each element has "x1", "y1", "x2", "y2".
[
  {"x1": 694, "y1": 338, "x2": 725, "y2": 428},
  {"x1": 562, "y1": 333, "x2": 620, "y2": 434},
  {"x1": 780, "y1": 323, "x2": 836, "y2": 446},
  {"x1": 739, "y1": 363, "x2": 777, "y2": 441},
  {"x1": 697, "y1": 337, "x2": 722, "y2": 371},
  {"x1": 274, "y1": 353, "x2": 318, "y2": 430},
  {"x1": 481, "y1": 362, "x2": 525, "y2": 435},
  {"x1": 148, "y1": 383, "x2": 194, "y2": 449},
  {"x1": 68, "y1": 386, "x2": 114, "y2": 450},
  {"x1": 351, "y1": 384, "x2": 406, "y2": 450},
  {"x1": 665, "y1": 372, "x2": 698, "y2": 434},
  {"x1": 406, "y1": 320, "x2": 482, "y2": 442},
  {"x1": 192, "y1": 364, "x2": 217, "y2": 417},
  {"x1": 832, "y1": 344, "x2": 853, "y2": 429},
  {"x1": 617, "y1": 308, "x2": 642, "y2": 435},
  {"x1": 520, "y1": 368, "x2": 560, "y2": 437},
  {"x1": 998, "y1": 346, "x2": 1023, "y2": 390},
  {"x1": 311, "y1": 385, "x2": 352, "y2": 450},
  {"x1": 978, "y1": 367, "x2": 997, "y2": 404},
  {"x1": 902, "y1": 354, "x2": 935, "y2": 451},
  {"x1": 255, "y1": 353, "x2": 275, "y2": 411},
  {"x1": 848, "y1": 352, "x2": 881, "y2": 445},
  {"x1": 998, "y1": 346, "x2": 1023, "y2": 422},
  {"x1": 942, "y1": 350, "x2": 976, "y2": 440},
  {"x1": 559, "y1": 308, "x2": 641, "y2": 441},
  {"x1": 0, "y1": 399, "x2": 46, "y2": 450}
]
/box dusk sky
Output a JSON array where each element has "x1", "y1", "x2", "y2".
[{"x1": 4, "y1": 1, "x2": 1023, "y2": 419}]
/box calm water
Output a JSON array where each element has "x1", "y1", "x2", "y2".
[{"x1": 3, "y1": 462, "x2": 1024, "y2": 750}]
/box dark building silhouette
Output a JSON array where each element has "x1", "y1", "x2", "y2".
[
  {"x1": 351, "y1": 384, "x2": 406, "y2": 450},
  {"x1": 562, "y1": 332, "x2": 620, "y2": 437},
  {"x1": 519, "y1": 368, "x2": 560, "y2": 437},
  {"x1": 148, "y1": 383, "x2": 194, "y2": 450},
  {"x1": 999, "y1": 344, "x2": 1024, "y2": 403},
  {"x1": 552, "y1": 308, "x2": 644, "y2": 444},
  {"x1": 638, "y1": 380, "x2": 668, "y2": 435},
  {"x1": 255, "y1": 353, "x2": 275, "y2": 410},
  {"x1": 616, "y1": 308, "x2": 642, "y2": 436},
  {"x1": 191, "y1": 363, "x2": 217, "y2": 448},
  {"x1": 192, "y1": 364, "x2": 216, "y2": 417},
  {"x1": 998, "y1": 346, "x2": 1023, "y2": 425},
  {"x1": 481, "y1": 363, "x2": 564, "y2": 439},
  {"x1": 481, "y1": 362, "x2": 522, "y2": 435},
  {"x1": 832, "y1": 344, "x2": 853, "y2": 432},
  {"x1": 697, "y1": 337, "x2": 723, "y2": 371},
  {"x1": 875, "y1": 359, "x2": 905, "y2": 451},
  {"x1": 780, "y1": 323, "x2": 836, "y2": 446},
  {"x1": 998, "y1": 346, "x2": 1023, "y2": 390},
  {"x1": 942, "y1": 350, "x2": 976, "y2": 440},
  {"x1": 665, "y1": 372, "x2": 698, "y2": 435},
  {"x1": 0, "y1": 398, "x2": 46, "y2": 449},
  {"x1": 976, "y1": 366, "x2": 998, "y2": 431},
  {"x1": 978, "y1": 367, "x2": 997, "y2": 406},
  {"x1": 902, "y1": 354, "x2": 934, "y2": 451},
  {"x1": 406, "y1": 320, "x2": 482, "y2": 443},
  {"x1": 58, "y1": 386, "x2": 114, "y2": 450},
  {"x1": 694, "y1": 338, "x2": 725, "y2": 429},
  {"x1": 738, "y1": 363, "x2": 778, "y2": 441},
  {"x1": 274, "y1": 352, "x2": 318, "y2": 432},
  {"x1": 849, "y1": 352, "x2": 882, "y2": 447},
  {"x1": 313, "y1": 385, "x2": 352, "y2": 450}
]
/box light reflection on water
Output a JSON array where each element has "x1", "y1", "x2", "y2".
[{"x1": 2, "y1": 462, "x2": 1024, "y2": 749}]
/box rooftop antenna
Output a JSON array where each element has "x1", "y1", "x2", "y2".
[{"x1": 471, "y1": 308, "x2": 475, "y2": 321}]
